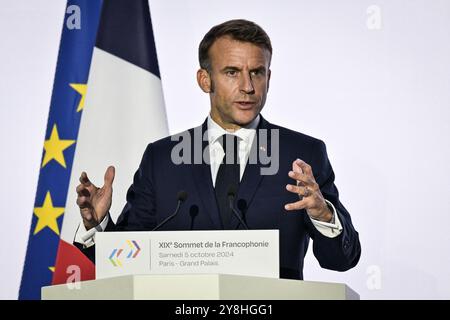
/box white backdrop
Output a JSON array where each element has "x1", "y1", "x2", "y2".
[{"x1": 1, "y1": 0, "x2": 449, "y2": 299}]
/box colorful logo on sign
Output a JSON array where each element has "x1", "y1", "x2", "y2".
[{"x1": 109, "y1": 240, "x2": 141, "y2": 267}]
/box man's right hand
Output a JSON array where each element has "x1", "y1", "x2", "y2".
[{"x1": 76, "y1": 166, "x2": 115, "y2": 230}]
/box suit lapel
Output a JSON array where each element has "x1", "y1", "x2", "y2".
[
  {"x1": 232, "y1": 116, "x2": 272, "y2": 229},
  {"x1": 190, "y1": 119, "x2": 223, "y2": 229}
]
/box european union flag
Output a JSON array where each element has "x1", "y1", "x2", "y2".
[{"x1": 19, "y1": 0, "x2": 102, "y2": 300}]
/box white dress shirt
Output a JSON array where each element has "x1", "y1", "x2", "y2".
[{"x1": 75, "y1": 115, "x2": 342, "y2": 247}]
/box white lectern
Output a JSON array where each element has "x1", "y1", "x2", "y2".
[{"x1": 42, "y1": 274, "x2": 359, "y2": 300}]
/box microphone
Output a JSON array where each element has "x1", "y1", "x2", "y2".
[
  {"x1": 189, "y1": 204, "x2": 199, "y2": 230},
  {"x1": 227, "y1": 186, "x2": 249, "y2": 230},
  {"x1": 152, "y1": 191, "x2": 188, "y2": 231},
  {"x1": 237, "y1": 199, "x2": 247, "y2": 214}
]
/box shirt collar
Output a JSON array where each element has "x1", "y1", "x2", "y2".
[{"x1": 207, "y1": 114, "x2": 260, "y2": 145}]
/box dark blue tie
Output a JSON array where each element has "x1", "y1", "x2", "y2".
[{"x1": 214, "y1": 134, "x2": 240, "y2": 229}]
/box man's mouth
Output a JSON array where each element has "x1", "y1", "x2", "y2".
[{"x1": 235, "y1": 101, "x2": 256, "y2": 109}]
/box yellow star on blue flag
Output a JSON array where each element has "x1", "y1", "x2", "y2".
[
  {"x1": 42, "y1": 124, "x2": 76, "y2": 168},
  {"x1": 70, "y1": 83, "x2": 87, "y2": 112},
  {"x1": 33, "y1": 191, "x2": 65, "y2": 235}
]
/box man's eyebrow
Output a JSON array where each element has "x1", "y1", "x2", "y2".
[
  {"x1": 250, "y1": 66, "x2": 267, "y2": 72},
  {"x1": 221, "y1": 65, "x2": 267, "y2": 72},
  {"x1": 221, "y1": 66, "x2": 241, "y2": 72}
]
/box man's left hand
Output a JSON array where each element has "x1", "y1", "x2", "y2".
[{"x1": 284, "y1": 159, "x2": 333, "y2": 223}]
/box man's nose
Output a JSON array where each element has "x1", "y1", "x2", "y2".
[{"x1": 240, "y1": 72, "x2": 255, "y2": 94}]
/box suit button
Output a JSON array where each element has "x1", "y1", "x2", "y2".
[{"x1": 343, "y1": 239, "x2": 349, "y2": 250}]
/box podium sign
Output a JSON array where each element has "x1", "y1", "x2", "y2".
[{"x1": 96, "y1": 230, "x2": 279, "y2": 279}]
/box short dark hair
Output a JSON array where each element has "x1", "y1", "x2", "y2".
[{"x1": 198, "y1": 19, "x2": 272, "y2": 72}]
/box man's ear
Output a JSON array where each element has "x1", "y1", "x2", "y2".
[
  {"x1": 197, "y1": 68, "x2": 212, "y2": 93},
  {"x1": 267, "y1": 69, "x2": 271, "y2": 92}
]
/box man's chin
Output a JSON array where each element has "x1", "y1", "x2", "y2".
[{"x1": 233, "y1": 109, "x2": 260, "y2": 126}]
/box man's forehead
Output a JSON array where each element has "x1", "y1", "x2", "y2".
[{"x1": 209, "y1": 36, "x2": 271, "y2": 66}]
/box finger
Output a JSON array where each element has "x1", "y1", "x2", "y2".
[
  {"x1": 286, "y1": 184, "x2": 310, "y2": 196},
  {"x1": 284, "y1": 199, "x2": 310, "y2": 211},
  {"x1": 76, "y1": 184, "x2": 91, "y2": 197},
  {"x1": 288, "y1": 171, "x2": 315, "y2": 186},
  {"x1": 292, "y1": 159, "x2": 303, "y2": 174},
  {"x1": 292, "y1": 160, "x2": 303, "y2": 186},
  {"x1": 77, "y1": 196, "x2": 92, "y2": 209},
  {"x1": 104, "y1": 166, "x2": 115, "y2": 188},
  {"x1": 295, "y1": 159, "x2": 313, "y2": 176},
  {"x1": 79, "y1": 171, "x2": 92, "y2": 186}
]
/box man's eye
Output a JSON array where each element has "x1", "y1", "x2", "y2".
[
  {"x1": 226, "y1": 70, "x2": 237, "y2": 76},
  {"x1": 251, "y1": 70, "x2": 264, "y2": 77}
]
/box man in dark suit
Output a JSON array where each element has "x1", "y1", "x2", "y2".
[{"x1": 75, "y1": 19, "x2": 361, "y2": 280}]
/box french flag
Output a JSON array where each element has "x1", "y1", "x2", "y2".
[{"x1": 20, "y1": 0, "x2": 168, "y2": 299}]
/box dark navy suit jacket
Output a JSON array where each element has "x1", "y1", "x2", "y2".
[{"x1": 77, "y1": 116, "x2": 361, "y2": 279}]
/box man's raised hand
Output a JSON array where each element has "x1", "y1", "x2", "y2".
[
  {"x1": 284, "y1": 159, "x2": 332, "y2": 222},
  {"x1": 76, "y1": 166, "x2": 115, "y2": 230}
]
